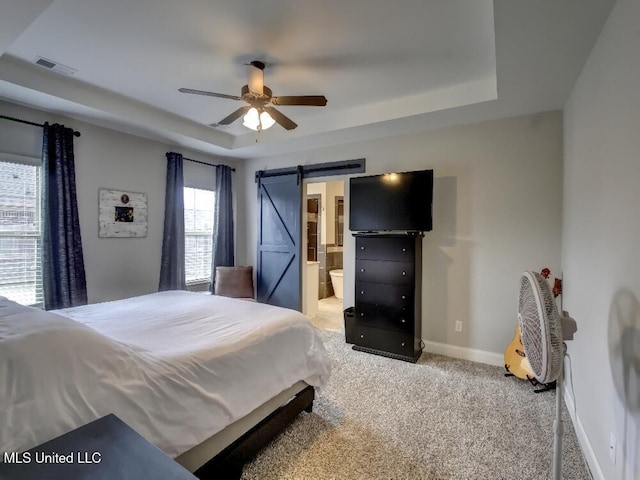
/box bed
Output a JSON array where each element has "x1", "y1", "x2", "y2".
[{"x1": 0, "y1": 291, "x2": 331, "y2": 477}]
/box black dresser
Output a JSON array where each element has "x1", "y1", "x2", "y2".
[{"x1": 350, "y1": 232, "x2": 423, "y2": 362}]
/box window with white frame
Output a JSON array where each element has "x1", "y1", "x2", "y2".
[
  {"x1": 184, "y1": 187, "x2": 215, "y2": 285},
  {"x1": 0, "y1": 159, "x2": 43, "y2": 306}
]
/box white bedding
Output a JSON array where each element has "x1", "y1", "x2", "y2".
[{"x1": 0, "y1": 291, "x2": 330, "y2": 458}]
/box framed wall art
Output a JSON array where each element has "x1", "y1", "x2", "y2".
[{"x1": 99, "y1": 188, "x2": 148, "y2": 237}]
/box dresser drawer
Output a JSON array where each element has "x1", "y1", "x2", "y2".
[
  {"x1": 356, "y1": 236, "x2": 415, "y2": 262},
  {"x1": 356, "y1": 259, "x2": 414, "y2": 286},
  {"x1": 352, "y1": 325, "x2": 417, "y2": 357},
  {"x1": 355, "y1": 304, "x2": 413, "y2": 333},
  {"x1": 355, "y1": 281, "x2": 413, "y2": 308}
]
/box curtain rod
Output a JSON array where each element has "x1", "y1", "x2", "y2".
[
  {"x1": 172, "y1": 153, "x2": 236, "y2": 172},
  {"x1": 0, "y1": 114, "x2": 81, "y2": 137}
]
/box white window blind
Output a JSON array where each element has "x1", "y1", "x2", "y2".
[
  {"x1": 184, "y1": 187, "x2": 215, "y2": 284},
  {"x1": 0, "y1": 159, "x2": 43, "y2": 306}
]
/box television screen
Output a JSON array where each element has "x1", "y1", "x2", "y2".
[{"x1": 349, "y1": 170, "x2": 433, "y2": 232}]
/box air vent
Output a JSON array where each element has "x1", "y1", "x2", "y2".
[
  {"x1": 34, "y1": 56, "x2": 77, "y2": 76},
  {"x1": 35, "y1": 58, "x2": 55, "y2": 69}
]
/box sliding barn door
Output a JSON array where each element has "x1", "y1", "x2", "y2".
[{"x1": 256, "y1": 172, "x2": 302, "y2": 311}]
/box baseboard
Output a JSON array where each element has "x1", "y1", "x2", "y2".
[
  {"x1": 563, "y1": 384, "x2": 603, "y2": 480},
  {"x1": 422, "y1": 340, "x2": 504, "y2": 367}
]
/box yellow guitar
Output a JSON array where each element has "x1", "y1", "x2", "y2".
[{"x1": 504, "y1": 324, "x2": 534, "y2": 380}]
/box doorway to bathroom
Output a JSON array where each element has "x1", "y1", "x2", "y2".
[{"x1": 304, "y1": 180, "x2": 344, "y2": 331}]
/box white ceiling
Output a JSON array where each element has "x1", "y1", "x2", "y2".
[{"x1": 0, "y1": 0, "x2": 615, "y2": 159}]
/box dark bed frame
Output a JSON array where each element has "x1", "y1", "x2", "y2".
[{"x1": 194, "y1": 385, "x2": 315, "y2": 480}]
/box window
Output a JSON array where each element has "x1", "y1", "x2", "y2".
[
  {"x1": 184, "y1": 187, "x2": 215, "y2": 285},
  {"x1": 0, "y1": 159, "x2": 43, "y2": 306}
]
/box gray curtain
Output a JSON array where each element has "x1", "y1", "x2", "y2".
[
  {"x1": 210, "y1": 165, "x2": 234, "y2": 291},
  {"x1": 159, "y1": 152, "x2": 186, "y2": 291},
  {"x1": 42, "y1": 123, "x2": 87, "y2": 310}
]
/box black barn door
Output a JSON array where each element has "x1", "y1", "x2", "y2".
[{"x1": 256, "y1": 172, "x2": 302, "y2": 310}]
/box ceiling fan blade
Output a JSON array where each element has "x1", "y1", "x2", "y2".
[
  {"x1": 264, "y1": 107, "x2": 298, "y2": 130},
  {"x1": 178, "y1": 88, "x2": 241, "y2": 101},
  {"x1": 218, "y1": 106, "x2": 251, "y2": 125},
  {"x1": 270, "y1": 95, "x2": 327, "y2": 106}
]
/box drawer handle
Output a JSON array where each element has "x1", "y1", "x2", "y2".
[
  {"x1": 360, "y1": 246, "x2": 365, "y2": 250},
  {"x1": 360, "y1": 334, "x2": 365, "y2": 338},
  {"x1": 401, "y1": 318, "x2": 406, "y2": 323},
  {"x1": 401, "y1": 295, "x2": 406, "y2": 300},
  {"x1": 402, "y1": 271, "x2": 406, "y2": 276},
  {"x1": 360, "y1": 312, "x2": 364, "y2": 317},
  {"x1": 360, "y1": 290, "x2": 365, "y2": 295},
  {"x1": 360, "y1": 268, "x2": 365, "y2": 272},
  {"x1": 401, "y1": 342, "x2": 406, "y2": 347},
  {"x1": 402, "y1": 248, "x2": 406, "y2": 252}
]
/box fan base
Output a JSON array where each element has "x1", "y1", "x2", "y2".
[
  {"x1": 504, "y1": 365, "x2": 557, "y2": 393},
  {"x1": 533, "y1": 380, "x2": 556, "y2": 393},
  {"x1": 241, "y1": 84, "x2": 272, "y2": 104}
]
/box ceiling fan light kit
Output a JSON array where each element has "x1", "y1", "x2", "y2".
[
  {"x1": 242, "y1": 107, "x2": 275, "y2": 132},
  {"x1": 179, "y1": 60, "x2": 327, "y2": 132}
]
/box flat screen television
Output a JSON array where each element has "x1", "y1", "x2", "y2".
[{"x1": 349, "y1": 169, "x2": 433, "y2": 232}]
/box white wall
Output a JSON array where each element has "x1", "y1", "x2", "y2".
[
  {"x1": 563, "y1": 0, "x2": 640, "y2": 478},
  {"x1": 0, "y1": 100, "x2": 243, "y2": 304},
  {"x1": 242, "y1": 111, "x2": 563, "y2": 358}
]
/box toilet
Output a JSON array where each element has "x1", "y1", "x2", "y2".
[{"x1": 329, "y1": 269, "x2": 344, "y2": 299}]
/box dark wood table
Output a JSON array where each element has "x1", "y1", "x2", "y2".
[{"x1": 0, "y1": 414, "x2": 197, "y2": 480}]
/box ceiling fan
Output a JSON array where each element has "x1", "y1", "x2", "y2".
[{"x1": 178, "y1": 61, "x2": 327, "y2": 132}]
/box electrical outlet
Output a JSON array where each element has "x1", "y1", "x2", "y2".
[
  {"x1": 455, "y1": 321, "x2": 463, "y2": 332},
  {"x1": 609, "y1": 432, "x2": 616, "y2": 464}
]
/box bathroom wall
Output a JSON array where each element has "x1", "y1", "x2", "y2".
[
  {"x1": 325, "y1": 180, "x2": 344, "y2": 297},
  {"x1": 306, "y1": 196, "x2": 320, "y2": 262},
  {"x1": 309, "y1": 180, "x2": 344, "y2": 298}
]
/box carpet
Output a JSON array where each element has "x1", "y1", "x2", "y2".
[{"x1": 241, "y1": 329, "x2": 590, "y2": 479}]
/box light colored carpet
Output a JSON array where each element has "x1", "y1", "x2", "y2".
[{"x1": 241, "y1": 330, "x2": 590, "y2": 480}]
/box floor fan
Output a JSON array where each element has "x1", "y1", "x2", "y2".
[{"x1": 518, "y1": 271, "x2": 576, "y2": 480}]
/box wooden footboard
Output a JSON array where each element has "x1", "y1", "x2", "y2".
[{"x1": 194, "y1": 385, "x2": 315, "y2": 480}]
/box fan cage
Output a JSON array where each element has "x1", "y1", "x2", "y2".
[{"x1": 518, "y1": 271, "x2": 563, "y2": 384}]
